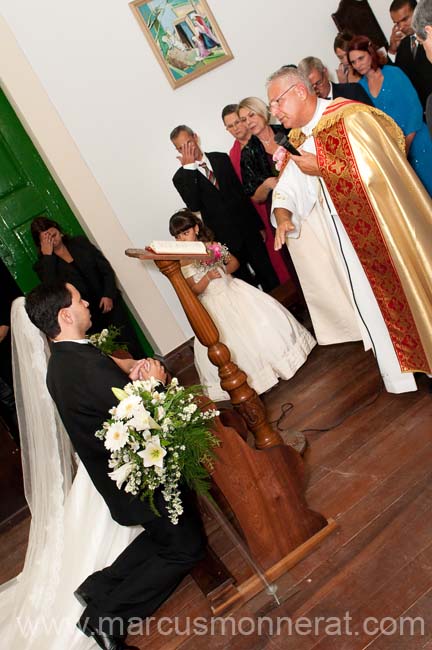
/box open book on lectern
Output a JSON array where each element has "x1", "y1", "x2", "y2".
[{"x1": 147, "y1": 240, "x2": 206, "y2": 255}]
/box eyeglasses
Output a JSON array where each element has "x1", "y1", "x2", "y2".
[
  {"x1": 225, "y1": 118, "x2": 246, "y2": 131},
  {"x1": 311, "y1": 74, "x2": 326, "y2": 90},
  {"x1": 268, "y1": 83, "x2": 297, "y2": 109}
]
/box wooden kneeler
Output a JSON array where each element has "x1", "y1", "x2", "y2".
[{"x1": 126, "y1": 250, "x2": 336, "y2": 613}]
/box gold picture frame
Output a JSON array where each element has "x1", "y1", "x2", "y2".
[{"x1": 129, "y1": 0, "x2": 234, "y2": 89}]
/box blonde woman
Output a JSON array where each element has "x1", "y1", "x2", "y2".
[{"x1": 238, "y1": 96, "x2": 300, "y2": 290}]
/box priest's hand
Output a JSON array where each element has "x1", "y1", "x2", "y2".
[
  {"x1": 292, "y1": 151, "x2": 320, "y2": 176},
  {"x1": 273, "y1": 208, "x2": 295, "y2": 250}
]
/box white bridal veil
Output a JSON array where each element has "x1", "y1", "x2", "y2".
[{"x1": 0, "y1": 297, "x2": 138, "y2": 649}]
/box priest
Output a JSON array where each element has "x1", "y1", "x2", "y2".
[{"x1": 267, "y1": 65, "x2": 432, "y2": 393}]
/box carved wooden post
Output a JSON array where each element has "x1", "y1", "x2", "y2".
[
  {"x1": 155, "y1": 258, "x2": 282, "y2": 449},
  {"x1": 125, "y1": 249, "x2": 336, "y2": 614}
]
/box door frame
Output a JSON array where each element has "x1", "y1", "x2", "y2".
[{"x1": 0, "y1": 15, "x2": 187, "y2": 356}]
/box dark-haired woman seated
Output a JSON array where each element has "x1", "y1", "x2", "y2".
[{"x1": 31, "y1": 216, "x2": 143, "y2": 357}]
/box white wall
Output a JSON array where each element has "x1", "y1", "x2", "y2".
[{"x1": 0, "y1": 0, "x2": 393, "y2": 351}]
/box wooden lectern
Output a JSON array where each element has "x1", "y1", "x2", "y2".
[{"x1": 126, "y1": 249, "x2": 336, "y2": 613}]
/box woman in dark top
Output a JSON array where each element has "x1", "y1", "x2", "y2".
[
  {"x1": 238, "y1": 97, "x2": 304, "y2": 298},
  {"x1": 238, "y1": 96, "x2": 285, "y2": 210},
  {"x1": 0, "y1": 258, "x2": 22, "y2": 443},
  {"x1": 31, "y1": 217, "x2": 143, "y2": 357}
]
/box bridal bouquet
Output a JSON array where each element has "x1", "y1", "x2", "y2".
[
  {"x1": 89, "y1": 326, "x2": 128, "y2": 356},
  {"x1": 96, "y1": 378, "x2": 219, "y2": 524}
]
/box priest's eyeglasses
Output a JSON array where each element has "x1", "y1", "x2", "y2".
[{"x1": 268, "y1": 83, "x2": 297, "y2": 109}]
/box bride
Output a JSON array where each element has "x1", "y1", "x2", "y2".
[{"x1": 0, "y1": 297, "x2": 139, "y2": 649}]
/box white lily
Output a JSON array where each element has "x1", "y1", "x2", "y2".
[
  {"x1": 112, "y1": 387, "x2": 129, "y2": 401},
  {"x1": 108, "y1": 462, "x2": 134, "y2": 489},
  {"x1": 138, "y1": 436, "x2": 167, "y2": 468},
  {"x1": 156, "y1": 405, "x2": 166, "y2": 420},
  {"x1": 129, "y1": 408, "x2": 161, "y2": 431}
]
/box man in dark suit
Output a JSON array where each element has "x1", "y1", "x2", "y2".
[
  {"x1": 298, "y1": 57, "x2": 373, "y2": 105},
  {"x1": 413, "y1": 0, "x2": 432, "y2": 132},
  {"x1": 25, "y1": 281, "x2": 206, "y2": 650},
  {"x1": 389, "y1": 0, "x2": 432, "y2": 108},
  {"x1": 170, "y1": 125, "x2": 278, "y2": 292}
]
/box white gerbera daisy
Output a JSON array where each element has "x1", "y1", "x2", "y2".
[
  {"x1": 115, "y1": 395, "x2": 142, "y2": 420},
  {"x1": 104, "y1": 421, "x2": 130, "y2": 451}
]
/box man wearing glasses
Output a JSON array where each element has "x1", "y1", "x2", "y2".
[
  {"x1": 298, "y1": 56, "x2": 372, "y2": 104},
  {"x1": 412, "y1": 0, "x2": 432, "y2": 133},
  {"x1": 266, "y1": 65, "x2": 432, "y2": 394},
  {"x1": 221, "y1": 104, "x2": 251, "y2": 180},
  {"x1": 388, "y1": 0, "x2": 432, "y2": 109}
]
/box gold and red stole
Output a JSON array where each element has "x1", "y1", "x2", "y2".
[{"x1": 291, "y1": 98, "x2": 432, "y2": 374}]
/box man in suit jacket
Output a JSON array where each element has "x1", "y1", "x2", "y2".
[
  {"x1": 25, "y1": 281, "x2": 206, "y2": 650},
  {"x1": 298, "y1": 57, "x2": 373, "y2": 105},
  {"x1": 413, "y1": 0, "x2": 432, "y2": 132},
  {"x1": 170, "y1": 125, "x2": 278, "y2": 292},
  {"x1": 389, "y1": 0, "x2": 432, "y2": 108}
]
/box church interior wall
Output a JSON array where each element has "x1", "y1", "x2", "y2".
[{"x1": 0, "y1": 0, "x2": 392, "y2": 354}]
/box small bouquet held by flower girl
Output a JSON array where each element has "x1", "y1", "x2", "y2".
[
  {"x1": 96, "y1": 377, "x2": 220, "y2": 524},
  {"x1": 199, "y1": 242, "x2": 230, "y2": 271}
]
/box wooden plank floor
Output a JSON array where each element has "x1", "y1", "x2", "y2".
[{"x1": 1, "y1": 342, "x2": 431, "y2": 649}]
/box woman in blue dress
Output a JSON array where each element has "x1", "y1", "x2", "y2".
[{"x1": 348, "y1": 35, "x2": 432, "y2": 195}]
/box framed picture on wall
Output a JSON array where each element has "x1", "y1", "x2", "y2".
[{"x1": 129, "y1": 0, "x2": 233, "y2": 89}]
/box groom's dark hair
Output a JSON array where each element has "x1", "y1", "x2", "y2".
[{"x1": 26, "y1": 281, "x2": 72, "y2": 339}]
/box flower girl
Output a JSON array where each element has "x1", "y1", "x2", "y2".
[{"x1": 169, "y1": 210, "x2": 316, "y2": 401}]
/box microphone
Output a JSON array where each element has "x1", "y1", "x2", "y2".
[{"x1": 273, "y1": 131, "x2": 301, "y2": 156}]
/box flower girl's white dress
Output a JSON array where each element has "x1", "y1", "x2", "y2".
[{"x1": 181, "y1": 259, "x2": 316, "y2": 401}]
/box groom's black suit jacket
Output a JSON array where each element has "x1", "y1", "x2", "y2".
[
  {"x1": 47, "y1": 341, "x2": 157, "y2": 526},
  {"x1": 172, "y1": 152, "x2": 263, "y2": 252}
]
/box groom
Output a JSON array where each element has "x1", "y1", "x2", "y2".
[{"x1": 25, "y1": 281, "x2": 206, "y2": 650}]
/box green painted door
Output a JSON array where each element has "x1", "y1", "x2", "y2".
[
  {"x1": 0, "y1": 87, "x2": 153, "y2": 355},
  {"x1": 0, "y1": 88, "x2": 84, "y2": 293}
]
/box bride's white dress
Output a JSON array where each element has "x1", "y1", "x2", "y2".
[
  {"x1": 182, "y1": 262, "x2": 316, "y2": 402},
  {"x1": 0, "y1": 298, "x2": 139, "y2": 649}
]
